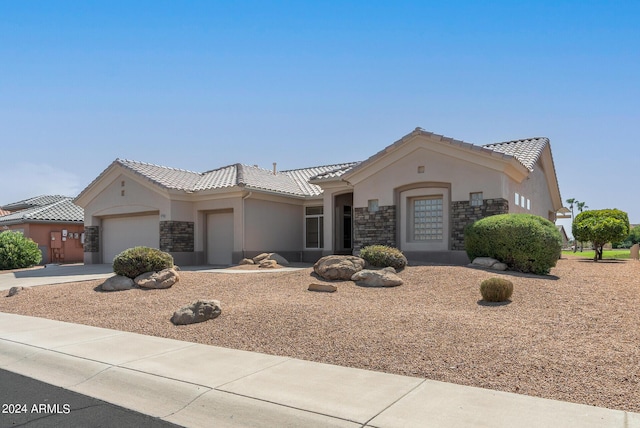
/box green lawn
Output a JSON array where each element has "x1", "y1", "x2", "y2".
[{"x1": 562, "y1": 249, "x2": 631, "y2": 259}]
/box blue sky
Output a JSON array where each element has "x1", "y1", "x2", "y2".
[{"x1": 1, "y1": 1, "x2": 638, "y2": 229}]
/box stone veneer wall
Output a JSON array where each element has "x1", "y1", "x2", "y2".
[
  {"x1": 450, "y1": 198, "x2": 509, "y2": 250},
  {"x1": 160, "y1": 221, "x2": 194, "y2": 252},
  {"x1": 353, "y1": 206, "x2": 396, "y2": 253},
  {"x1": 84, "y1": 226, "x2": 99, "y2": 253}
]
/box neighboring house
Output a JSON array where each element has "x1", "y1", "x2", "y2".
[
  {"x1": 75, "y1": 127, "x2": 563, "y2": 265},
  {"x1": 0, "y1": 195, "x2": 85, "y2": 264},
  {"x1": 557, "y1": 225, "x2": 570, "y2": 248}
]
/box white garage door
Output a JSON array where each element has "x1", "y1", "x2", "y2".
[
  {"x1": 207, "y1": 211, "x2": 233, "y2": 265},
  {"x1": 102, "y1": 215, "x2": 160, "y2": 263}
]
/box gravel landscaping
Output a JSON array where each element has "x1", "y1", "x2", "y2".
[{"x1": 1, "y1": 256, "x2": 639, "y2": 413}]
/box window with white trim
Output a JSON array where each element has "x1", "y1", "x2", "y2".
[
  {"x1": 515, "y1": 193, "x2": 520, "y2": 206},
  {"x1": 305, "y1": 206, "x2": 324, "y2": 248},
  {"x1": 411, "y1": 196, "x2": 444, "y2": 241},
  {"x1": 470, "y1": 192, "x2": 483, "y2": 207}
]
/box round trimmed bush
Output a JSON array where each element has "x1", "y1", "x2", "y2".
[
  {"x1": 480, "y1": 277, "x2": 513, "y2": 302},
  {"x1": 464, "y1": 214, "x2": 562, "y2": 275},
  {"x1": 359, "y1": 245, "x2": 407, "y2": 270},
  {"x1": 0, "y1": 231, "x2": 42, "y2": 270},
  {"x1": 112, "y1": 246, "x2": 174, "y2": 279}
]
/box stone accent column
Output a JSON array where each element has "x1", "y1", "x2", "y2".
[
  {"x1": 450, "y1": 198, "x2": 509, "y2": 250},
  {"x1": 353, "y1": 205, "x2": 396, "y2": 252},
  {"x1": 84, "y1": 226, "x2": 99, "y2": 253},
  {"x1": 160, "y1": 221, "x2": 194, "y2": 252}
]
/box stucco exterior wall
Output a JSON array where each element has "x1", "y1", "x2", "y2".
[
  {"x1": 244, "y1": 197, "x2": 303, "y2": 256},
  {"x1": 507, "y1": 159, "x2": 555, "y2": 220},
  {"x1": 352, "y1": 148, "x2": 507, "y2": 208},
  {"x1": 83, "y1": 173, "x2": 170, "y2": 225}
]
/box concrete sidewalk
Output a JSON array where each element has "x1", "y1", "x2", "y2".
[{"x1": 0, "y1": 312, "x2": 638, "y2": 427}]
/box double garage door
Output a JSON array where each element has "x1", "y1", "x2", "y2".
[{"x1": 102, "y1": 214, "x2": 160, "y2": 263}]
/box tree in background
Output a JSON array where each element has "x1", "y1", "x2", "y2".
[
  {"x1": 575, "y1": 201, "x2": 589, "y2": 251},
  {"x1": 566, "y1": 198, "x2": 577, "y2": 252},
  {"x1": 572, "y1": 209, "x2": 630, "y2": 261}
]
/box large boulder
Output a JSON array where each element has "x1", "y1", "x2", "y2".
[
  {"x1": 239, "y1": 258, "x2": 254, "y2": 265},
  {"x1": 252, "y1": 252, "x2": 289, "y2": 266},
  {"x1": 471, "y1": 257, "x2": 508, "y2": 271},
  {"x1": 135, "y1": 268, "x2": 180, "y2": 289},
  {"x1": 171, "y1": 300, "x2": 222, "y2": 325},
  {"x1": 314, "y1": 255, "x2": 365, "y2": 280},
  {"x1": 101, "y1": 275, "x2": 135, "y2": 291},
  {"x1": 351, "y1": 269, "x2": 403, "y2": 287},
  {"x1": 259, "y1": 259, "x2": 278, "y2": 268}
]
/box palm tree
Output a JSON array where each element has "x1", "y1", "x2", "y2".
[
  {"x1": 566, "y1": 198, "x2": 576, "y2": 252},
  {"x1": 576, "y1": 201, "x2": 588, "y2": 251}
]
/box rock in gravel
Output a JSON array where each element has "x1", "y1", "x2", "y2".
[
  {"x1": 259, "y1": 259, "x2": 278, "y2": 268},
  {"x1": 471, "y1": 257, "x2": 508, "y2": 271},
  {"x1": 171, "y1": 300, "x2": 222, "y2": 325},
  {"x1": 314, "y1": 255, "x2": 365, "y2": 280},
  {"x1": 351, "y1": 269, "x2": 403, "y2": 287},
  {"x1": 7, "y1": 286, "x2": 31, "y2": 297},
  {"x1": 252, "y1": 253, "x2": 271, "y2": 263},
  {"x1": 101, "y1": 275, "x2": 135, "y2": 291},
  {"x1": 239, "y1": 258, "x2": 255, "y2": 265},
  {"x1": 308, "y1": 283, "x2": 337, "y2": 292},
  {"x1": 253, "y1": 252, "x2": 289, "y2": 266},
  {"x1": 135, "y1": 268, "x2": 180, "y2": 289}
]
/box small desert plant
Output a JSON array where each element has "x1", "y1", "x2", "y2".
[
  {"x1": 112, "y1": 246, "x2": 174, "y2": 279},
  {"x1": 0, "y1": 230, "x2": 42, "y2": 270},
  {"x1": 480, "y1": 277, "x2": 514, "y2": 302},
  {"x1": 359, "y1": 245, "x2": 407, "y2": 270}
]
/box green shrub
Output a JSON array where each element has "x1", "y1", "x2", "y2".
[
  {"x1": 464, "y1": 214, "x2": 562, "y2": 275},
  {"x1": 112, "y1": 246, "x2": 174, "y2": 279},
  {"x1": 480, "y1": 277, "x2": 513, "y2": 302},
  {"x1": 0, "y1": 230, "x2": 42, "y2": 270},
  {"x1": 359, "y1": 245, "x2": 407, "y2": 270}
]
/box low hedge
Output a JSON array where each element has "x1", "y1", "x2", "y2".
[
  {"x1": 359, "y1": 245, "x2": 407, "y2": 270},
  {"x1": 464, "y1": 214, "x2": 562, "y2": 275}
]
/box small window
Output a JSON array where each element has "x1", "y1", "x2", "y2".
[
  {"x1": 470, "y1": 192, "x2": 483, "y2": 207},
  {"x1": 527, "y1": 199, "x2": 531, "y2": 210},
  {"x1": 368, "y1": 199, "x2": 379, "y2": 212},
  {"x1": 515, "y1": 193, "x2": 520, "y2": 206},
  {"x1": 521, "y1": 197, "x2": 526, "y2": 208}
]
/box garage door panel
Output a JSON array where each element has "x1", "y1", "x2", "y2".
[
  {"x1": 102, "y1": 215, "x2": 160, "y2": 263},
  {"x1": 207, "y1": 212, "x2": 233, "y2": 265}
]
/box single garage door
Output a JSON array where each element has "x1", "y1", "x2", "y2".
[
  {"x1": 207, "y1": 211, "x2": 233, "y2": 265},
  {"x1": 102, "y1": 214, "x2": 160, "y2": 263}
]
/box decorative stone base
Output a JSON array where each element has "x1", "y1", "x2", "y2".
[
  {"x1": 84, "y1": 226, "x2": 99, "y2": 253},
  {"x1": 160, "y1": 221, "x2": 194, "y2": 252},
  {"x1": 450, "y1": 198, "x2": 509, "y2": 250},
  {"x1": 353, "y1": 205, "x2": 396, "y2": 252}
]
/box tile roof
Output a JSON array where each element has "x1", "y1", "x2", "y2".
[
  {"x1": 117, "y1": 159, "x2": 202, "y2": 190},
  {"x1": 1, "y1": 195, "x2": 70, "y2": 211},
  {"x1": 483, "y1": 137, "x2": 549, "y2": 171},
  {"x1": 107, "y1": 159, "x2": 362, "y2": 198},
  {"x1": 283, "y1": 163, "x2": 360, "y2": 196},
  {"x1": 0, "y1": 197, "x2": 83, "y2": 225}
]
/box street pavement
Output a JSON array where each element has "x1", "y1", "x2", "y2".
[{"x1": 0, "y1": 368, "x2": 181, "y2": 427}]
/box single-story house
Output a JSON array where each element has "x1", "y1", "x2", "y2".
[
  {"x1": 75, "y1": 128, "x2": 563, "y2": 265},
  {"x1": 556, "y1": 225, "x2": 570, "y2": 248},
  {"x1": 0, "y1": 195, "x2": 85, "y2": 264}
]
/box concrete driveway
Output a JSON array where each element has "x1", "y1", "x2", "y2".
[{"x1": 0, "y1": 264, "x2": 114, "y2": 291}]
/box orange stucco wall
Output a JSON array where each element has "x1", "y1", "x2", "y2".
[{"x1": 3, "y1": 223, "x2": 85, "y2": 264}]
